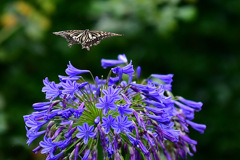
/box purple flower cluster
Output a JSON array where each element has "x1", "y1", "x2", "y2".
[{"x1": 24, "y1": 54, "x2": 206, "y2": 160}]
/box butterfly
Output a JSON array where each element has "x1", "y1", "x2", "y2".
[{"x1": 53, "y1": 29, "x2": 122, "y2": 51}]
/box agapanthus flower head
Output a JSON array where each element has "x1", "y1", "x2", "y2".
[{"x1": 24, "y1": 54, "x2": 206, "y2": 160}]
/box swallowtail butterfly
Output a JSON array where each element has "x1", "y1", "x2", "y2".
[{"x1": 53, "y1": 29, "x2": 122, "y2": 51}]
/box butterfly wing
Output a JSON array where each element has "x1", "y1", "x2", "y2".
[
  {"x1": 53, "y1": 30, "x2": 86, "y2": 47},
  {"x1": 81, "y1": 31, "x2": 122, "y2": 51}
]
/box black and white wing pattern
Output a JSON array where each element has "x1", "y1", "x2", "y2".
[{"x1": 53, "y1": 29, "x2": 122, "y2": 51}]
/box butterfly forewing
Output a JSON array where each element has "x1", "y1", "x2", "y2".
[{"x1": 53, "y1": 29, "x2": 122, "y2": 51}]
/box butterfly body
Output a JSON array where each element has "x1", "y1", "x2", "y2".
[{"x1": 53, "y1": 29, "x2": 122, "y2": 51}]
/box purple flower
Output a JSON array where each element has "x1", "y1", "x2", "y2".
[
  {"x1": 71, "y1": 108, "x2": 84, "y2": 119},
  {"x1": 118, "y1": 67, "x2": 123, "y2": 81},
  {"x1": 45, "y1": 121, "x2": 54, "y2": 137},
  {"x1": 61, "y1": 80, "x2": 88, "y2": 96},
  {"x1": 163, "y1": 84, "x2": 172, "y2": 91},
  {"x1": 107, "y1": 142, "x2": 114, "y2": 158},
  {"x1": 138, "y1": 141, "x2": 150, "y2": 156},
  {"x1": 101, "y1": 54, "x2": 127, "y2": 69},
  {"x1": 158, "y1": 123, "x2": 180, "y2": 143},
  {"x1": 118, "y1": 104, "x2": 133, "y2": 117},
  {"x1": 82, "y1": 149, "x2": 90, "y2": 160},
  {"x1": 112, "y1": 61, "x2": 135, "y2": 76},
  {"x1": 58, "y1": 137, "x2": 72, "y2": 150},
  {"x1": 78, "y1": 101, "x2": 85, "y2": 109},
  {"x1": 121, "y1": 93, "x2": 132, "y2": 104},
  {"x1": 177, "y1": 96, "x2": 203, "y2": 111},
  {"x1": 128, "y1": 74, "x2": 133, "y2": 84},
  {"x1": 24, "y1": 114, "x2": 47, "y2": 131},
  {"x1": 42, "y1": 78, "x2": 61, "y2": 101},
  {"x1": 151, "y1": 74, "x2": 173, "y2": 84},
  {"x1": 26, "y1": 127, "x2": 45, "y2": 145},
  {"x1": 126, "y1": 134, "x2": 139, "y2": 147},
  {"x1": 131, "y1": 83, "x2": 156, "y2": 93},
  {"x1": 102, "y1": 115, "x2": 116, "y2": 134},
  {"x1": 95, "y1": 96, "x2": 117, "y2": 115},
  {"x1": 40, "y1": 136, "x2": 61, "y2": 154},
  {"x1": 147, "y1": 114, "x2": 171, "y2": 124},
  {"x1": 174, "y1": 101, "x2": 195, "y2": 120},
  {"x1": 33, "y1": 146, "x2": 42, "y2": 154},
  {"x1": 118, "y1": 54, "x2": 128, "y2": 63},
  {"x1": 144, "y1": 100, "x2": 166, "y2": 108},
  {"x1": 180, "y1": 135, "x2": 197, "y2": 145},
  {"x1": 65, "y1": 61, "x2": 89, "y2": 76},
  {"x1": 174, "y1": 100, "x2": 195, "y2": 112},
  {"x1": 52, "y1": 126, "x2": 65, "y2": 140},
  {"x1": 32, "y1": 102, "x2": 51, "y2": 111},
  {"x1": 74, "y1": 142, "x2": 81, "y2": 160},
  {"x1": 65, "y1": 127, "x2": 77, "y2": 138},
  {"x1": 102, "y1": 86, "x2": 121, "y2": 100},
  {"x1": 137, "y1": 66, "x2": 141, "y2": 79},
  {"x1": 145, "y1": 106, "x2": 164, "y2": 114},
  {"x1": 43, "y1": 112, "x2": 58, "y2": 121},
  {"x1": 182, "y1": 108, "x2": 195, "y2": 120},
  {"x1": 94, "y1": 116, "x2": 100, "y2": 124},
  {"x1": 97, "y1": 124, "x2": 107, "y2": 149},
  {"x1": 58, "y1": 109, "x2": 72, "y2": 119},
  {"x1": 112, "y1": 116, "x2": 132, "y2": 133},
  {"x1": 58, "y1": 75, "x2": 81, "y2": 82},
  {"x1": 186, "y1": 120, "x2": 206, "y2": 134},
  {"x1": 76, "y1": 123, "x2": 95, "y2": 144},
  {"x1": 122, "y1": 61, "x2": 135, "y2": 75},
  {"x1": 92, "y1": 150, "x2": 97, "y2": 160},
  {"x1": 47, "y1": 152, "x2": 64, "y2": 160},
  {"x1": 109, "y1": 77, "x2": 120, "y2": 86}
]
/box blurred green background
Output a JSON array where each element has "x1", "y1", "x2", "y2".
[{"x1": 0, "y1": 0, "x2": 239, "y2": 159}]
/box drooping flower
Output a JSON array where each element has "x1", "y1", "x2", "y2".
[
  {"x1": 151, "y1": 74, "x2": 173, "y2": 84},
  {"x1": 24, "y1": 54, "x2": 206, "y2": 160},
  {"x1": 101, "y1": 54, "x2": 127, "y2": 69},
  {"x1": 65, "y1": 61, "x2": 89, "y2": 76},
  {"x1": 186, "y1": 120, "x2": 206, "y2": 134},
  {"x1": 177, "y1": 96, "x2": 203, "y2": 111},
  {"x1": 26, "y1": 127, "x2": 45, "y2": 145}
]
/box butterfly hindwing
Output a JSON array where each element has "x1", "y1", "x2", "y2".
[{"x1": 53, "y1": 29, "x2": 122, "y2": 51}]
